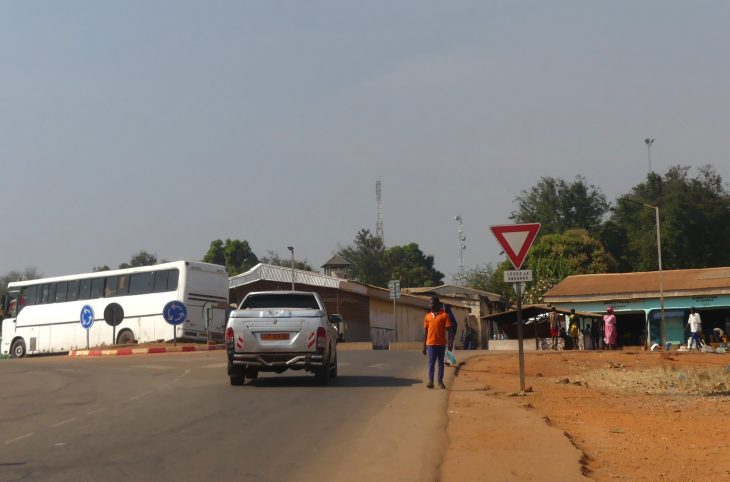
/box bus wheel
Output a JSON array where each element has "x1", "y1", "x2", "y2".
[
  {"x1": 10, "y1": 338, "x2": 26, "y2": 358},
  {"x1": 116, "y1": 330, "x2": 135, "y2": 345}
]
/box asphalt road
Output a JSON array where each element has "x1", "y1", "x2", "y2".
[{"x1": 0, "y1": 350, "x2": 450, "y2": 482}]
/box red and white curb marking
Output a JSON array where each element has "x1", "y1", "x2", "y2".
[{"x1": 68, "y1": 344, "x2": 225, "y2": 357}]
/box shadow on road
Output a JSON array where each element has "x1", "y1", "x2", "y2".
[{"x1": 247, "y1": 375, "x2": 423, "y2": 388}]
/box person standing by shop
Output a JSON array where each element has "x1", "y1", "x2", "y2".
[
  {"x1": 422, "y1": 296, "x2": 451, "y2": 389},
  {"x1": 603, "y1": 307, "x2": 617, "y2": 350},
  {"x1": 568, "y1": 309, "x2": 580, "y2": 350},
  {"x1": 686, "y1": 307, "x2": 702, "y2": 351},
  {"x1": 548, "y1": 306, "x2": 561, "y2": 350}
]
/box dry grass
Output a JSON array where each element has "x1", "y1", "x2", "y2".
[{"x1": 577, "y1": 364, "x2": 730, "y2": 396}]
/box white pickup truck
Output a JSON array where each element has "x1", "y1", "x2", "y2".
[{"x1": 225, "y1": 291, "x2": 341, "y2": 386}]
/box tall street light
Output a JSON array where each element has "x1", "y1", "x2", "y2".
[
  {"x1": 287, "y1": 246, "x2": 295, "y2": 290},
  {"x1": 644, "y1": 138, "x2": 655, "y2": 173},
  {"x1": 627, "y1": 198, "x2": 665, "y2": 346}
]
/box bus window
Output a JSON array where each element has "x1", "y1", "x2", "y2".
[
  {"x1": 168, "y1": 269, "x2": 179, "y2": 291},
  {"x1": 105, "y1": 276, "x2": 119, "y2": 297},
  {"x1": 90, "y1": 278, "x2": 104, "y2": 299},
  {"x1": 117, "y1": 275, "x2": 129, "y2": 296},
  {"x1": 6, "y1": 291, "x2": 19, "y2": 317},
  {"x1": 67, "y1": 280, "x2": 79, "y2": 301},
  {"x1": 55, "y1": 282, "x2": 68, "y2": 303},
  {"x1": 22, "y1": 285, "x2": 38, "y2": 306},
  {"x1": 153, "y1": 270, "x2": 169, "y2": 293},
  {"x1": 79, "y1": 279, "x2": 91, "y2": 300},
  {"x1": 129, "y1": 272, "x2": 154, "y2": 295},
  {"x1": 40, "y1": 284, "x2": 50, "y2": 304},
  {"x1": 47, "y1": 283, "x2": 57, "y2": 304}
]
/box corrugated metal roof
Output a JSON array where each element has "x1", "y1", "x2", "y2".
[
  {"x1": 321, "y1": 255, "x2": 352, "y2": 267},
  {"x1": 229, "y1": 263, "x2": 342, "y2": 290},
  {"x1": 404, "y1": 284, "x2": 503, "y2": 302},
  {"x1": 544, "y1": 266, "x2": 730, "y2": 302}
]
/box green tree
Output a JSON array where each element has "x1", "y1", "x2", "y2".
[
  {"x1": 383, "y1": 243, "x2": 444, "y2": 287},
  {"x1": 452, "y1": 263, "x2": 496, "y2": 291},
  {"x1": 93, "y1": 265, "x2": 111, "y2": 272},
  {"x1": 0, "y1": 267, "x2": 41, "y2": 297},
  {"x1": 260, "y1": 250, "x2": 313, "y2": 271},
  {"x1": 118, "y1": 250, "x2": 158, "y2": 269},
  {"x1": 603, "y1": 166, "x2": 730, "y2": 271},
  {"x1": 511, "y1": 176, "x2": 609, "y2": 235},
  {"x1": 337, "y1": 229, "x2": 387, "y2": 286},
  {"x1": 203, "y1": 239, "x2": 259, "y2": 276}
]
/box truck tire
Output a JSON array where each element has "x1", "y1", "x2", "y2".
[
  {"x1": 116, "y1": 329, "x2": 135, "y2": 345},
  {"x1": 316, "y1": 356, "x2": 331, "y2": 385},
  {"x1": 229, "y1": 361, "x2": 245, "y2": 386},
  {"x1": 10, "y1": 338, "x2": 26, "y2": 358},
  {"x1": 329, "y1": 351, "x2": 338, "y2": 379},
  {"x1": 245, "y1": 367, "x2": 259, "y2": 380}
]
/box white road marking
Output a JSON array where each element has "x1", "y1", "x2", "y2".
[
  {"x1": 200, "y1": 363, "x2": 227, "y2": 369},
  {"x1": 366, "y1": 363, "x2": 387, "y2": 369},
  {"x1": 86, "y1": 407, "x2": 107, "y2": 415},
  {"x1": 132, "y1": 365, "x2": 172, "y2": 370},
  {"x1": 50, "y1": 418, "x2": 76, "y2": 428},
  {"x1": 172, "y1": 369, "x2": 191, "y2": 383},
  {"x1": 123, "y1": 391, "x2": 153, "y2": 403},
  {"x1": 5, "y1": 433, "x2": 35, "y2": 445},
  {"x1": 54, "y1": 442, "x2": 67, "y2": 447}
]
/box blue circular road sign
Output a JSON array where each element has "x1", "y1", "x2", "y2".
[
  {"x1": 80, "y1": 305, "x2": 95, "y2": 330},
  {"x1": 163, "y1": 301, "x2": 187, "y2": 326}
]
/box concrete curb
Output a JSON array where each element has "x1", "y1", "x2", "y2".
[{"x1": 68, "y1": 344, "x2": 225, "y2": 357}]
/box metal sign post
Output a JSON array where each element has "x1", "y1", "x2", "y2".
[
  {"x1": 80, "y1": 305, "x2": 95, "y2": 349},
  {"x1": 492, "y1": 223, "x2": 541, "y2": 395},
  {"x1": 514, "y1": 282, "x2": 526, "y2": 393},
  {"x1": 163, "y1": 301, "x2": 188, "y2": 346},
  {"x1": 388, "y1": 280, "x2": 401, "y2": 342},
  {"x1": 103, "y1": 303, "x2": 124, "y2": 346}
]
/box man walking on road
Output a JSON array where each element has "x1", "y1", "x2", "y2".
[
  {"x1": 687, "y1": 307, "x2": 702, "y2": 350},
  {"x1": 548, "y1": 307, "x2": 560, "y2": 350},
  {"x1": 423, "y1": 296, "x2": 451, "y2": 389}
]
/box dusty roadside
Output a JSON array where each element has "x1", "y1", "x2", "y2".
[{"x1": 442, "y1": 350, "x2": 730, "y2": 481}]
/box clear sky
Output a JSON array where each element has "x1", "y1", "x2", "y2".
[{"x1": 2, "y1": 1, "x2": 729, "y2": 280}]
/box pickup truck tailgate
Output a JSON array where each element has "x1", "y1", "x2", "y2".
[{"x1": 230, "y1": 309, "x2": 323, "y2": 352}]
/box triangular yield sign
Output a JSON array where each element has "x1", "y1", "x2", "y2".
[{"x1": 490, "y1": 223, "x2": 541, "y2": 269}]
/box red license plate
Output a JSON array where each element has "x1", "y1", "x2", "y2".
[{"x1": 261, "y1": 333, "x2": 289, "y2": 341}]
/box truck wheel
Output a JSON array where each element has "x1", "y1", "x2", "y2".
[
  {"x1": 116, "y1": 330, "x2": 135, "y2": 345},
  {"x1": 329, "y1": 351, "x2": 338, "y2": 379},
  {"x1": 245, "y1": 367, "x2": 259, "y2": 380},
  {"x1": 316, "y1": 357, "x2": 331, "y2": 385},
  {"x1": 229, "y1": 361, "x2": 245, "y2": 386},
  {"x1": 10, "y1": 338, "x2": 26, "y2": 358}
]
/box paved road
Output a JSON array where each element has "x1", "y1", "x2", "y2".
[{"x1": 0, "y1": 350, "x2": 450, "y2": 481}]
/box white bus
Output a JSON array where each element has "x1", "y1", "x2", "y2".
[{"x1": 1, "y1": 261, "x2": 229, "y2": 358}]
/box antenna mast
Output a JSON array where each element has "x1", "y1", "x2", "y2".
[
  {"x1": 376, "y1": 180, "x2": 384, "y2": 242},
  {"x1": 455, "y1": 215, "x2": 466, "y2": 276}
]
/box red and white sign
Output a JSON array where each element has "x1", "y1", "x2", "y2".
[{"x1": 490, "y1": 223, "x2": 541, "y2": 270}]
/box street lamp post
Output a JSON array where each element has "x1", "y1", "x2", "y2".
[
  {"x1": 644, "y1": 138, "x2": 655, "y2": 173},
  {"x1": 628, "y1": 198, "x2": 665, "y2": 347},
  {"x1": 287, "y1": 246, "x2": 295, "y2": 290}
]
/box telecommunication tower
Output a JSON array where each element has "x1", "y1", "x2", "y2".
[
  {"x1": 376, "y1": 180, "x2": 384, "y2": 242},
  {"x1": 455, "y1": 215, "x2": 466, "y2": 276}
]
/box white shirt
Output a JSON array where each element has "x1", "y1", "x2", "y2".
[{"x1": 688, "y1": 312, "x2": 701, "y2": 333}]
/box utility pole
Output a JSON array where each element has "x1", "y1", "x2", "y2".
[
  {"x1": 644, "y1": 138, "x2": 655, "y2": 173},
  {"x1": 287, "y1": 246, "x2": 295, "y2": 290}
]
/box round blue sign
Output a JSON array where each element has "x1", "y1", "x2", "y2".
[
  {"x1": 80, "y1": 305, "x2": 95, "y2": 330},
  {"x1": 163, "y1": 301, "x2": 187, "y2": 326}
]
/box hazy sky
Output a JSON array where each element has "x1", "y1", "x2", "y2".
[{"x1": 3, "y1": 1, "x2": 730, "y2": 280}]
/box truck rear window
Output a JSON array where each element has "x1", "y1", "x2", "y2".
[{"x1": 241, "y1": 294, "x2": 320, "y2": 310}]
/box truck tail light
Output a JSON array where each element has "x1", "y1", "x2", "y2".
[
  {"x1": 316, "y1": 327, "x2": 327, "y2": 349},
  {"x1": 225, "y1": 327, "x2": 234, "y2": 345}
]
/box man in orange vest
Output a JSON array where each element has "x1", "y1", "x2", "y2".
[{"x1": 422, "y1": 296, "x2": 451, "y2": 389}]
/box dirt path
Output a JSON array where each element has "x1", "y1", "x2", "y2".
[{"x1": 443, "y1": 350, "x2": 730, "y2": 481}]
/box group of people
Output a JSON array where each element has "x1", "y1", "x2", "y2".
[{"x1": 546, "y1": 306, "x2": 618, "y2": 350}]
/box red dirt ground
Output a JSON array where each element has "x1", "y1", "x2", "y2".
[{"x1": 442, "y1": 350, "x2": 730, "y2": 481}]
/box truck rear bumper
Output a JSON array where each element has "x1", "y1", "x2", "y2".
[{"x1": 230, "y1": 352, "x2": 325, "y2": 370}]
